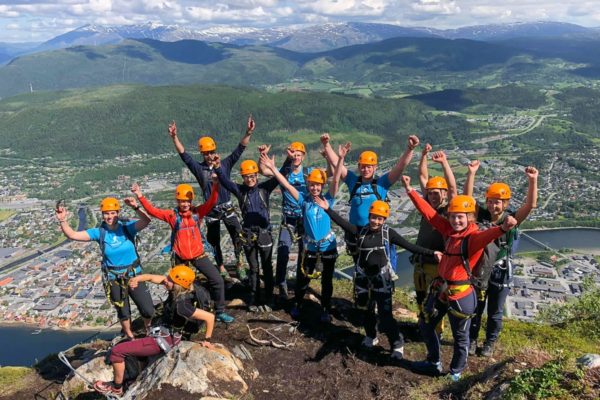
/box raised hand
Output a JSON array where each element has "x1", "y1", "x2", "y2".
[
  {"x1": 338, "y1": 142, "x2": 351, "y2": 158},
  {"x1": 168, "y1": 121, "x2": 177, "y2": 138},
  {"x1": 131, "y1": 183, "x2": 142, "y2": 198},
  {"x1": 502, "y1": 215, "x2": 518, "y2": 232},
  {"x1": 431, "y1": 151, "x2": 447, "y2": 164},
  {"x1": 408, "y1": 135, "x2": 419, "y2": 149},
  {"x1": 320, "y1": 133, "x2": 330, "y2": 145},
  {"x1": 247, "y1": 115, "x2": 255, "y2": 134},
  {"x1": 257, "y1": 144, "x2": 271, "y2": 154},
  {"x1": 211, "y1": 153, "x2": 221, "y2": 167},
  {"x1": 422, "y1": 143, "x2": 432, "y2": 157},
  {"x1": 260, "y1": 152, "x2": 276, "y2": 170},
  {"x1": 55, "y1": 205, "x2": 68, "y2": 221},
  {"x1": 525, "y1": 166, "x2": 538, "y2": 179},
  {"x1": 467, "y1": 160, "x2": 480, "y2": 174},
  {"x1": 286, "y1": 146, "x2": 295, "y2": 159},
  {"x1": 124, "y1": 197, "x2": 138, "y2": 209},
  {"x1": 401, "y1": 175, "x2": 412, "y2": 191},
  {"x1": 313, "y1": 195, "x2": 330, "y2": 210}
]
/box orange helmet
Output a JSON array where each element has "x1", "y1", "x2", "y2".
[
  {"x1": 289, "y1": 142, "x2": 306, "y2": 154},
  {"x1": 240, "y1": 160, "x2": 259, "y2": 176},
  {"x1": 369, "y1": 200, "x2": 390, "y2": 218},
  {"x1": 486, "y1": 183, "x2": 511, "y2": 200},
  {"x1": 426, "y1": 176, "x2": 448, "y2": 190},
  {"x1": 198, "y1": 137, "x2": 217, "y2": 153},
  {"x1": 100, "y1": 197, "x2": 120, "y2": 212},
  {"x1": 358, "y1": 151, "x2": 378, "y2": 165},
  {"x1": 307, "y1": 169, "x2": 327, "y2": 184},
  {"x1": 168, "y1": 265, "x2": 195, "y2": 289},
  {"x1": 175, "y1": 184, "x2": 194, "y2": 201},
  {"x1": 448, "y1": 195, "x2": 476, "y2": 213}
]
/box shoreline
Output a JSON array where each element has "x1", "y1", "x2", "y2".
[{"x1": 0, "y1": 320, "x2": 120, "y2": 333}]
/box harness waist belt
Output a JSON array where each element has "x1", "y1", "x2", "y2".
[
  {"x1": 304, "y1": 231, "x2": 336, "y2": 246},
  {"x1": 446, "y1": 284, "x2": 471, "y2": 296}
]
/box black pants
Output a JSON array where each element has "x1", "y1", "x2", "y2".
[
  {"x1": 206, "y1": 209, "x2": 243, "y2": 267},
  {"x1": 275, "y1": 215, "x2": 304, "y2": 291},
  {"x1": 419, "y1": 289, "x2": 476, "y2": 375},
  {"x1": 109, "y1": 280, "x2": 155, "y2": 321},
  {"x1": 470, "y1": 266, "x2": 511, "y2": 345},
  {"x1": 243, "y1": 232, "x2": 274, "y2": 306},
  {"x1": 294, "y1": 250, "x2": 337, "y2": 311},
  {"x1": 175, "y1": 255, "x2": 226, "y2": 314}
]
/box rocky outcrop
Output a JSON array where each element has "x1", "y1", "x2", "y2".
[{"x1": 63, "y1": 341, "x2": 250, "y2": 399}]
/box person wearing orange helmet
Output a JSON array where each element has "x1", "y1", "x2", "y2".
[
  {"x1": 413, "y1": 146, "x2": 458, "y2": 324},
  {"x1": 260, "y1": 146, "x2": 342, "y2": 323},
  {"x1": 132, "y1": 178, "x2": 235, "y2": 324},
  {"x1": 214, "y1": 152, "x2": 281, "y2": 312},
  {"x1": 258, "y1": 141, "x2": 317, "y2": 304},
  {"x1": 312, "y1": 150, "x2": 441, "y2": 360},
  {"x1": 464, "y1": 161, "x2": 539, "y2": 358},
  {"x1": 320, "y1": 133, "x2": 419, "y2": 263},
  {"x1": 55, "y1": 196, "x2": 155, "y2": 341},
  {"x1": 169, "y1": 117, "x2": 255, "y2": 281},
  {"x1": 93, "y1": 265, "x2": 214, "y2": 397},
  {"x1": 402, "y1": 175, "x2": 517, "y2": 381}
]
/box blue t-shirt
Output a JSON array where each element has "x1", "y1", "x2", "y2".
[
  {"x1": 298, "y1": 193, "x2": 336, "y2": 252},
  {"x1": 281, "y1": 165, "x2": 312, "y2": 217},
  {"x1": 87, "y1": 221, "x2": 139, "y2": 275},
  {"x1": 344, "y1": 171, "x2": 392, "y2": 226}
]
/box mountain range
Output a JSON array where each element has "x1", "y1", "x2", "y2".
[{"x1": 2, "y1": 20, "x2": 599, "y2": 60}]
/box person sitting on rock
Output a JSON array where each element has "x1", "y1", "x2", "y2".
[
  {"x1": 55, "y1": 197, "x2": 155, "y2": 341},
  {"x1": 314, "y1": 159, "x2": 441, "y2": 360},
  {"x1": 402, "y1": 175, "x2": 517, "y2": 381},
  {"x1": 94, "y1": 265, "x2": 214, "y2": 397},
  {"x1": 132, "y1": 179, "x2": 235, "y2": 324}
]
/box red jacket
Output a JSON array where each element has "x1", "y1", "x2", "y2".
[
  {"x1": 139, "y1": 183, "x2": 218, "y2": 260},
  {"x1": 408, "y1": 190, "x2": 505, "y2": 300}
]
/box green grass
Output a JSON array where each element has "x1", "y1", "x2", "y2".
[
  {"x1": 0, "y1": 367, "x2": 32, "y2": 393},
  {"x1": 0, "y1": 209, "x2": 16, "y2": 222}
]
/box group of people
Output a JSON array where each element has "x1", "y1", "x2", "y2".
[{"x1": 54, "y1": 116, "x2": 539, "y2": 395}]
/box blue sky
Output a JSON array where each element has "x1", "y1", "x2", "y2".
[{"x1": 0, "y1": 0, "x2": 599, "y2": 42}]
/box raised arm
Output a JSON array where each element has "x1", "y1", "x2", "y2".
[
  {"x1": 124, "y1": 191, "x2": 150, "y2": 232},
  {"x1": 402, "y1": 175, "x2": 453, "y2": 236},
  {"x1": 133, "y1": 185, "x2": 173, "y2": 223},
  {"x1": 55, "y1": 206, "x2": 90, "y2": 241},
  {"x1": 257, "y1": 144, "x2": 273, "y2": 176},
  {"x1": 214, "y1": 166, "x2": 242, "y2": 198},
  {"x1": 169, "y1": 121, "x2": 185, "y2": 154},
  {"x1": 239, "y1": 115, "x2": 255, "y2": 147},
  {"x1": 321, "y1": 133, "x2": 346, "y2": 179},
  {"x1": 431, "y1": 151, "x2": 457, "y2": 199},
  {"x1": 418, "y1": 143, "x2": 431, "y2": 192},
  {"x1": 331, "y1": 142, "x2": 351, "y2": 197},
  {"x1": 260, "y1": 152, "x2": 300, "y2": 200},
  {"x1": 463, "y1": 160, "x2": 480, "y2": 197},
  {"x1": 387, "y1": 135, "x2": 419, "y2": 184},
  {"x1": 196, "y1": 177, "x2": 220, "y2": 218},
  {"x1": 388, "y1": 229, "x2": 436, "y2": 257},
  {"x1": 514, "y1": 166, "x2": 539, "y2": 224}
]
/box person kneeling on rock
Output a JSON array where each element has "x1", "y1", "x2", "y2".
[{"x1": 94, "y1": 265, "x2": 214, "y2": 397}]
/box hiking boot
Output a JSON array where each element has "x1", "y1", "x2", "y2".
[
  {"x1": 216, "y1": 312, "x2": 235, "y2": 323},
  {"x1": 361, "y1": 336, "x2": 379, "y2": 348},
  {"x1": 320, "y1": 310, "x2": 332, "y2": 323},
  {"x1": 94, "y1": 381, "x2": 123, "y2": 396},
  {"x1": 391, "y1": 346, "x2": 404, "y2": 360},
  {"x1": 450, "y1": 372, "x2": 462, "y2": 382},
  {"x1": 390, "y1": 270, "x2": 399, "y2": 281},
  {"x1": 412, "y1": 360, "x2": 443, "y2": 376},
  {"x1": 480, "y1": 343, "x2": 494, "y2": 358},
  {"x1": 468, "y1": 340, "x2": 478, "y2": 356},
  {"x1": 290, "y1": 305, "x2": 300, "y2": 319}
]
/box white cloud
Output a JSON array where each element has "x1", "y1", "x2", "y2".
[
  {"x1": 411, "y1": 0, "x2": 460, "y2": 16},
  {"x1": 470, "y1": 6, "x2": 512, "y2": 19}
]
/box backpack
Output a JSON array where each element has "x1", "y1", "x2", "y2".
[{"x1": 458, "y1": 224, "x2": 515, "y2": 291}]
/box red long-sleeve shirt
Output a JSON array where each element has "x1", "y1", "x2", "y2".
[
  {"x1": 139, "y1": 183, "x2": 219, "y2": 260},
  {"x1": 408, "y1": 189, "x2": 505, "y2": 300}
]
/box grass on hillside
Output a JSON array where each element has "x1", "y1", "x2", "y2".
[
  {"x1": 0, "y1": 367, "x2": 32, "y2": 394},
  {"x1": 0, "y1": 209, "x2": 16, "y2": 222}
]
